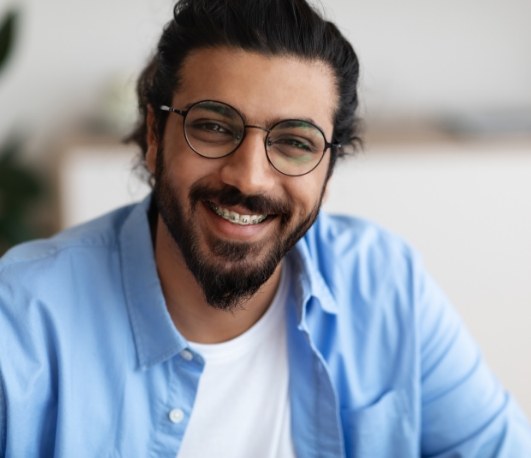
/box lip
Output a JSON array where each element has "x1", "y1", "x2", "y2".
[{"x1": 200, "y1": 201, "x2": 275, "y2": 241}]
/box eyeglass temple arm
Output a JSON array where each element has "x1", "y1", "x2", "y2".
[
  {"x1": 327, "y1": 141, "x2": 342, "y2": 151},
  {"x1": 160, "y1": 105, "x2": 186, "y2": 116}
]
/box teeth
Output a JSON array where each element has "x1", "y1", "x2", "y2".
[{"x1": 211, "y1": 204, "x2": 267, "y2": 225}]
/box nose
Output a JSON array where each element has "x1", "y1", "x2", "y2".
[{"x1": 218, "y1": 127, "x2": 277, "y2": 196}]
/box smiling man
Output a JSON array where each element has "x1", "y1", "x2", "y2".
[
  {"x1": 148, "y1": 48, "x2": 337, "y2": 341},
  {"x1": 1, "y1": 0, "x2": 530, "y2": 457}
]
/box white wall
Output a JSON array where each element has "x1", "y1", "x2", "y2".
[
  {"x1": 0, "y1": 0, "x2": 172, "y2": 147},
  {"x1": 327, "y1": 0, "x2": 531, "y2": 119},
  {"x1": 1, "y1": 0, "x2": 531, "y2": 149}
]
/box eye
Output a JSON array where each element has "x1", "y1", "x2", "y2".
[
  {"x1": 192, "y1": 120, "x2": 233, "y2": 135},
  {"x1": 268, "y1": 121, "x2": 324, "y2": 160},
  {"x1": 268, "y1": 135, "x2": 319, "y2": 160},
  {"x1": 186, "y1": 118, "x2": 240, "y2": 146},
  {"x1": 275, "y1": 136, "x2": 314, "y2": 152}
]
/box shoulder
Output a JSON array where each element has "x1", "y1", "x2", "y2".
[
  {"x1": 2, "y1": 203, "x2": 135, "y2": 264},
  {"x1": 0, "y1": 203, "x2": 141, "y2": 321},
  {"x1": 294, "y1": 211, "x2": 447, "y2": 351},
  {"x1": 1, "y1": 204, "x2": 135, "y2": 280},
  {"x1": 0, "y1": 201, "x2": 142, "y2": 359},
  {"x1": 301, "y1": 211, "x2": 418, "y2": 291}
]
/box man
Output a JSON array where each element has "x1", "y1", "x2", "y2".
[{"x1": 1, "y1": 0, "x2": 530, "y2": 456}]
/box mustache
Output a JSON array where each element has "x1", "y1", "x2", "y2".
[{"x1": 190, "y1": 184, "x2": 291, "y2": 216}]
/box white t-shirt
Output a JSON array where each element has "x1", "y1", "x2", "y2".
[{"x1": 177, "y1": 266, "x2": 295, "y2": 458}]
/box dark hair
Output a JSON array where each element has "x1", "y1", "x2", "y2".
[{"x1": 127, "y1": 0, "x2": 361, "y2": 179}]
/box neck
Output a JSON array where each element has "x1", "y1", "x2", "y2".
[{"x1": 153, "y1": 216, "x2": 282, "y2": 344}]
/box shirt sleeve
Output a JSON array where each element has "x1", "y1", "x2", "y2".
[
  {"x1": 417, "y1": 264, "x2": 531, "y2": 456},
  {"x1": 0, "y1": 366, "x2": 5, "y2": 456},
  {"x1": 0, "y1": 261, "x2": 55, "y2": 457}
]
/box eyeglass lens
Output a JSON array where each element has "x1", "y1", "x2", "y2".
[{"x1": 183, "y1": 101, "x2": 326, "y2": 176}]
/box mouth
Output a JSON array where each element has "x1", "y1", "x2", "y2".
[{"x1": 207, "y1": 201, "x2": 268, "y2": 226}]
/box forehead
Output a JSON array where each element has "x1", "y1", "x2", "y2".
[{"x1": 173, "y1": 47, "x2": 338, "y2": 134}]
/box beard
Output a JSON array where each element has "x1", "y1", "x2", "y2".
[{"x1": 152, "y1": 148, "x2": 325, "y2": 311}]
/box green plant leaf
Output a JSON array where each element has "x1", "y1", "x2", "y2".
[
  {"x1": 0, "y1": 10, "x2": 18, "y2": 73},
  {"x1": 0, "y1": 138, "x2": 46, "y2": 253}
]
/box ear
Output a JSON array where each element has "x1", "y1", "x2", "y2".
[{"x1": 145, "y1": 106, "x2": 159, "y2": 175}]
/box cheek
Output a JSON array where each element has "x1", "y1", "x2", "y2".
[
  {"x1": 288, "y1": 178, "x2": 327, "y2": 213},
  {"x1": 163, "y1": 125, "x2": 222, "y2": 176},
  {"x1": 163, "y1": 151, "x2": 225, "y2": 195}
]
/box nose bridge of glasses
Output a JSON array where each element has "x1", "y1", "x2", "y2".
[
  {"x1": 232, "y1": 124, "x2": 270, "y2": 146},
  {"x1": 244, "y1": 124, "x2": 270, "y2": 134},
  {"x1": 240, "y1": 124, "x2": 271, "y2": 142}
]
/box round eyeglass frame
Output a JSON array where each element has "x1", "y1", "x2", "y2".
[{"x1": 160, "y1": 99, "x2": 340, "y2": 177}]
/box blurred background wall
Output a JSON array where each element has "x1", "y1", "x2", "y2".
[{"x1": 1, "y1": 0, "x2": 530, "y2": 416}]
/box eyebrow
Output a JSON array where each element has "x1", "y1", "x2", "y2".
[
  {"x1": 196, "y1": 101, "x2": 237, "y2": 118},
  {"x1": 277, "y1": 119, "x2": 321, "y2": 129},
  {"x1": 180, "y1": 99, "x2": 324, "y2": 130}
]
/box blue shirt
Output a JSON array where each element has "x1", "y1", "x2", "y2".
[{"x1": 1, "y1": 196, "x2": 530, "y2": 457}]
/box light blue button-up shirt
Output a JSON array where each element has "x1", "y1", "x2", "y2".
[{"x1": 1, "y1": 196, "x2": 530, "y2": 457}]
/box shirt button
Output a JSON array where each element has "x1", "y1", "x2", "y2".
[
  {"x1": 169, "y1": 408, "x2": 184, "y2": 424},
  {"x1": 180, "y1": 349, "x2": 193, "y2": 361}
]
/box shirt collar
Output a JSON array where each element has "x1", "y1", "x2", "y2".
[
  {"x1": 119, "y1": 195, "x2": 188, "y2": 370},
  {"x1": 288, "y1": 213, "x2": 339, "y2": 324}
]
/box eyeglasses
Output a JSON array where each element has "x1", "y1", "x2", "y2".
[{"x1": 160, "y1": 100, "x2": 339, "y2": 177}]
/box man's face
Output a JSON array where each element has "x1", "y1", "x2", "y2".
[{"x1": 146, "y1": 47, "x2": 338, "y2": 310}]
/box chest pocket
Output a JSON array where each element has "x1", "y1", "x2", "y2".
[{"x1": 341, "y1": 390, "x2": 416, "y2": 458}]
